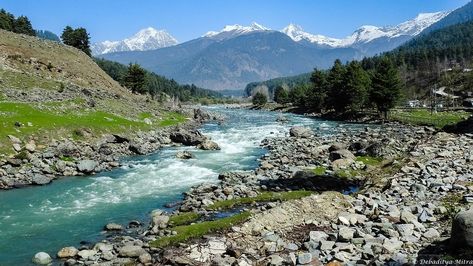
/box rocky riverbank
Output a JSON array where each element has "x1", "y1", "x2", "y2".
[
  {"x1": 0, "y1": 108, "x2": 222, "y2": 189},
  {"x1": 32, "y1": 117, "x2": 473, "y2": 265}
]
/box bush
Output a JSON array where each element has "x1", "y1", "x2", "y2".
[{"x1": 252, "y1": 92, "x2": 267, "y2": 106}]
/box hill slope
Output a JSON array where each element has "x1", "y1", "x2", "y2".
[{"x1": 0, "y1": 30, "x2": 188, "y2": 157}]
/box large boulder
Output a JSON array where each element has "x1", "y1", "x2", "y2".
[
  {"x1": 32, "y1": 252, "x2": 52, "y2": 265},
  {"x1": 176, "y1": 151, "x2": 194, "y2": 159},
  {"x1": 329, "y1": 149, "x2": 356, "y2": 161},
  {"x1": 451, "y1": 209, "x2": 473, "y2": 250},
  {"x1": 197, "y1": 140, "x2": 220, "y2": 150},
  {"x1": 57, "y1": 246, "x2": 79, "y2": 258},
  {"x1": 151, "y1": 209, "x2": 169, "y2": 228},
  {"x1": 32, "y1": 174, "x2": 51, "y2": 185},
  {"x1": 76, "y1": 160, "x2": 98, "y2": 173},
  {"x1": 170, "y1": 130, "x2": 206, "y2": 146},
  {"x1": 289, "y1": 126, "x2": 313, "y2": 138},
  {"x1": 118, "y1": 245, "x2": 146, "y2": 257}
]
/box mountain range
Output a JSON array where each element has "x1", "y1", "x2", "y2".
[
  {"x1": 99, "y1": 10, "x2": 452, "y2": 90},
  {"x1": 91, "y1": 27, "x2": 178, "y2": 55}
]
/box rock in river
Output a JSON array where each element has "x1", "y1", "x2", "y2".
[
  {"x1": 76, "y1": 160, "x2": 98, "y2": 173},
  {"x1": 176, "y1": 151, "x2": 194, "y2": 159},
  {"x1": 32, "y1": 252, "x2": 52, "y2": 265},
  {"x1": 57, "y1": 246, "x2": 79, "y2": 258},
  {"x1": 197, "y1": 140, "x2": 220, "y2": 150},
  {"x1": 289, "y1": 126, "x2": 312, "y2": 138}
]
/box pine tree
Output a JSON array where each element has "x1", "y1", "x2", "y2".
[
  {"x1": 326, "y1": 59, "x2": 347, "y2": 112},
  {"x1": 252, "y1": 92, "x2": 267, "y2": 106},
  {"x1": 343, "y1": 61, "x2": 370, "y2": 112},
  {"x1": 61, "y1": 26, "x2": 91, "y2": 56},
  {"x1": 274, "y1": 86, "x2": 289, "y2": 104},
  {"x1": 13, "y1": 15, "x2": 35, "y2": 36},
  {"x1": 309, "y1": 69, "x2": 328, "y2": 111},
  {"x1": 370, "y1": 56, "x2": 402, "y2": 119},
  {"x1": 0, "y1": 9, "x2": 14, "y2": 31},
  {"x1": 124, "y1": 64, "x2": 147, "y2": 94}
]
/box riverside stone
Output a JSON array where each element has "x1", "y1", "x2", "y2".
[
  {"x1": 76, "y1": 160, "x2": 98, "y2": 173},
  {"x1": 32, "y1": 252, "x2": 52, "y2": 265},
  {"x1": 289, "y1": 126, "x2": 312, "y2": 138},
  {"x1": 57, "y1": 246, "x2": 79, "y2": 258},
  {"x1": 119, "y1": 245, "x2": 146, "y2": 257}
]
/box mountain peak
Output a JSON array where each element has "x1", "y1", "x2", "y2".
[
  {"x1": 204, "y1": 22, "x2": 271, "y2": 39},
  {"x1": 92, "y1": 27, "x2": 178, "y2": 55},
  {"x1": 281, "y1": 23, "x2": 342, "y2": 47}
]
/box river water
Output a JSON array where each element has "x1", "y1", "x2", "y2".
[{"x1": 0, "y1": 107, "x2": 368, "y2": 265}]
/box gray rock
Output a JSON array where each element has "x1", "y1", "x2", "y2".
[
  {"x1": 269, "y1": 254, "x2": 284, "y2": 265},
  {"x1": 329, "y1": 149, "x2": 355, "y2": 161},
  {"x1": 151, "y1": 210, "x2": 169, "y2": 228},
  {"x1": 57, "y1": 246, "x2": 79, "y2": 258},
  {"x1": 32, "y1": 252, "x2": 52, "y2": 265},
  {"x1": 118, "y1": 245, "x2": 146, "y2": 257},
  {"x1": 76, "y1": 160, "x2": 98, "y2": 173},
  {"x1": 197, "y1": 140, "x2": 220, "y2": 150},
  {"x1": 297, "y1": 252, "x2": 312, "y2": 264},
  {"x1": 423, "y1": 228, "x2": 440, "y2": 240},
  {"x1": 176, "y1": 151, "x2": 194, "y2": 159},
  {"x1": 400, "y1": 210, "x2": 417, "y2": 224},
  {"x1": 170, "y1": 130, "x2": 205, "y2": 146},
  {"x1": 32, "y1": 174, "x2": 51, "y2": 185},
  {"x1": 338, "y1": 227, "x2": 355, "y2": 242},
  {"x1": 289, "y1": 126, "x2": 312, "y2": 138},
  {"x1": 451, "y1": 209, "x2": 473, "y2": 249},
  {"x1": 77, "y1": 249, "x2": 96, "y2": 259},
  {"x1": 394, "y1": 224, "x2": 414, "y2": 237},
  {"x1": 320, "y1": 240, "x2": 335, "y2": 251},
  {"x1": 309, "y1": 231, "x2": 329, "y2": 242},
  {"x1": 104, "y1": 223, "x2": 123, "y2": 231},
  {"x1": 139, "y1": 252, "x2": 152, "y2": 264}
]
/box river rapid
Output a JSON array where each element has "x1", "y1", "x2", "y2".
[{"x1": 0, "y1": 106, "x2": 368, "y2": 265}]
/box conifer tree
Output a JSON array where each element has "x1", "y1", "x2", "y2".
[
  {"x1": 13, "y1": 15, "x2": 35, "y2": 36},
  {"x1": 274, "y1": 86, "x2": 289, "y2": 104},
  {"x1": 342, "y1": 61, "x2": 370, "y2": 112},
  {"x1": 309, "y1": 69, "x2": 328, "y2": 111},
  {"x1": 124, "y1": 64, "x2": 147, "y2": 94},
  {"x1": 370, "y1": 56, "x2": 402, "y2": 119}
]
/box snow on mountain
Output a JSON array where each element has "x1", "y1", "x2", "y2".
[
  {"x1": 281, "y1": 23, "x2": 342, "y2": 47},
  {"x1": 203, "y1": 22, "x2": 271, "y2": 40},
  {"x1": 92, "y1": 27, "x2": 178, "y2": 55},
  {"x1": 282, "y1": 11, "x2": 450, "y2": 48}
]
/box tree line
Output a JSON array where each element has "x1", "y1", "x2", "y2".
[
  {"x1": 94, "y1": 58, "x2": 221, "y2": 101},
  {"x1": 268, "y1": 56, "x2": 402, "y2": 118},
  {"x1": 0, "y1": 9, "x2": 35, "y2": 36}
]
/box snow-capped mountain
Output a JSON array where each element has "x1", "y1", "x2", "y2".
[
  {"x1": 203, "y1": 22, "x2": 270, "y2": 40},
  {"x1": 282, "y1": 11, "x2": 449, "y2": 48},
  {"x1": 281, "y1": 23, "x2": 342, "y2": 47},
  {"x1": 92, "y1": 27, "x2": 178, "y2": 56}
]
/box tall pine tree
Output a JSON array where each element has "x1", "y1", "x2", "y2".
[
  {"x1": 309, "y1": 69, "x2": 328, "y2": 112},
  {"x1": 61, "y1": 26, "x2": 91, "y2": 56},
  {"x1": 342, "y1": 61, "x2": 370, "y2": 112},
  {"x1": 326, "y1": 59, "x2": 347, "y2": 112},
  {"x1": 124, "y1": 64, "x2": 147, "y2": 94},
  {"x1": 13, "y1": 16, "x2": 35, "y2": 36},
  {"x1": 370, "y1": 56, "x2": 402, "y2": 119}
]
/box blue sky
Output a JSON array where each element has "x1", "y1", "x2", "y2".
[{"x1": 0, "y1": 0, "x2": 470, "y2": 43}]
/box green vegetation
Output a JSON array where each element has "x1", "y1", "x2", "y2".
[
  {"x1": 441, "y1": 193, "x2": 464, "y2": 219},
  {"x1": 0, "y1": 69, "x2": 63, "y2": 91},
  {"x1": 356, "y1": 156, "x2": 383, "y2": 166},
  {"x1": 245, "y1": 72, "x2": 311, "y2": 98},
  {"x1": 252, "y1": 92, "x2": 268, "y2": 106},
  {"x1": 61, "y1": 26, "x2": 91, "y2": 56},
  {"x1": 334, "y1": 169, "x2": 362, "y2": 179},
  {"x1": 390, "y1": 109, "x2": 470, "y2": 128},
  {"x1": 59, "y1": 156, "x2": 74, "y2": 162},
  {"x1": 150, "y1": 211, "x2": 251, "y2": 248},
  {"x1": 168, "y1": 212, "x2": 201, "y2": 226},
  {"x1": 94, "y1": 58, "x2": 221, "y2": 101},
  {"x1": 158, "y1": 112, "x2": 187, "y2": 127},
  {"x1": 311, "y1": 166, "x2": 327, "y2": 175},
  {"x1": 0, "y1": 9, "x2": 35, "y2": 36},
  {"x1": 274, "y1": 86, "x2": 290, "y2": 104},
  {"x1": 206, "y1": 190, "x2": 313, "y2": 211}
]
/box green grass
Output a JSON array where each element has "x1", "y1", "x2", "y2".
[
  {"x1": 311, "y1": 166, "x2": 327, "y2": 175},
  {"x1": 206, "y1": 190, "x2": 313, "y2": 211},
  {"x1": 334, "y1": 169, "x2": 362, "y2": 179},
  {"x1": 158, "y1": 112, "x2": 187, "y2": 127},
  {"x1": 59, "y1": 156, "x2": 74, "y2": 162},
  {"x1": 0, "y1": 69, "x2": 62, "y2": 91},
  {"x1": 150, "y1": 211, "x2": 251, "y2": 248},
  {"x1": 168, "y1": 212, "x2": 201, "y2": 226},
  {"x1": 390, "y1": 109, "x2": 470, "y2": 128},
  {"x1": 356, "y1": 156, "x2": 383, "y2": 166}
]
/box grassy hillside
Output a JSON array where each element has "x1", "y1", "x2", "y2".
[{"x1": 0, "y1": 30, "x2": 188, "y2": 157}]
